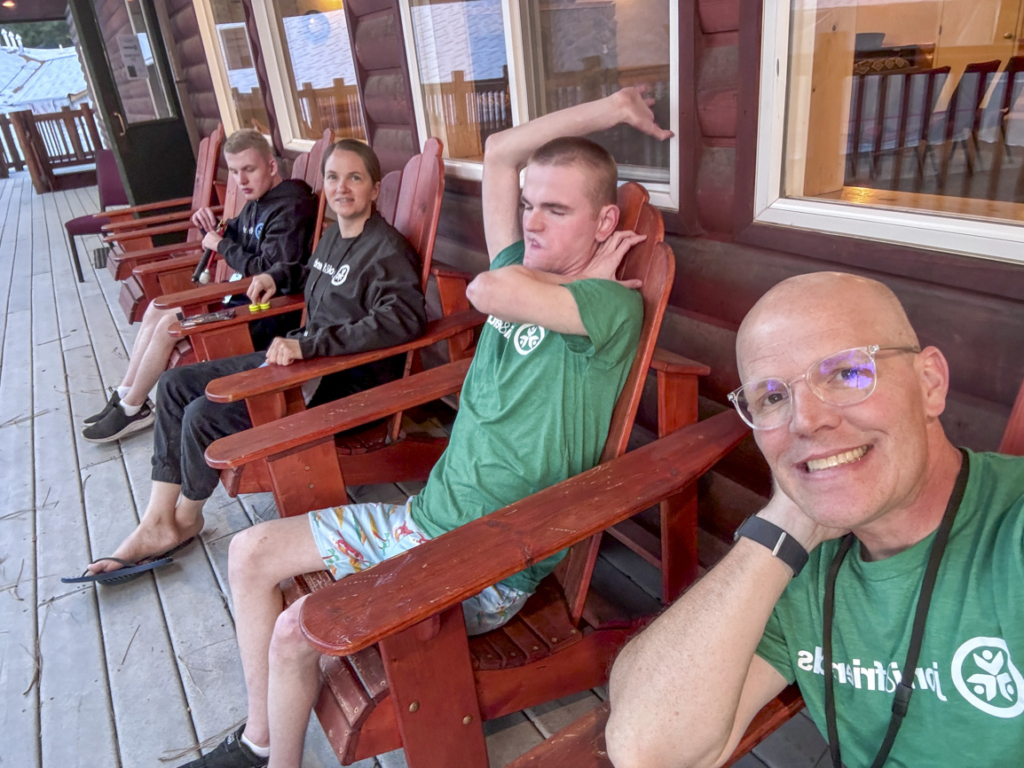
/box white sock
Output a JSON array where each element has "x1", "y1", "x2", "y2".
[
  {"x1": 240, "y1": 732, "x2": 270, "y2": 758},
  {"x1": 117, "y1": 386, "x2": 131, "y2": 399},
  {"x1": 120, "y1": 401, "x2": 142, "y2": 417}
]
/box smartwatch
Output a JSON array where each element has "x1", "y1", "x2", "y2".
[{"x1": 734, "y1": 516, "x2": 809, "y2": 577}]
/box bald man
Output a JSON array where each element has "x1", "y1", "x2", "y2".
[{"x1": 605, "y1": 272, "x2": 1024, "y2": 767}]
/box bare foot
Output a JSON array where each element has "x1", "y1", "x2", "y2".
[{"x1": 87, "y1": 514, "x2": 205, "y2": 574}]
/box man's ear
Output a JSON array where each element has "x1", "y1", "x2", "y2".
[
  {"x1": 268, "y1": 157, "x2": 280, "y2": 179},
  {"x1": 594, "y1": 202, "x2": 620, "y2": 242},
  {"x1": 916, "y1": 346, "x2": 950, "y2": 418}
]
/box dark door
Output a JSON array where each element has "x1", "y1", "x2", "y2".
[{"x1": 68, "y1": 0, "x2": 195, "y2": 205}]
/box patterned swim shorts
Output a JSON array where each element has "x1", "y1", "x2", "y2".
[{"x1": 308, "y1": 498, "x2": 530, "y2": 635}]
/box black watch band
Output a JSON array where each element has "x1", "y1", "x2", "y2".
[{"x1": 734, "y1": 516, "x2": 809, "y2": 577}]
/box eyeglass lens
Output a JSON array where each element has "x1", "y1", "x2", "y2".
[{"x1": 737, "y1": 348, "x2": 878, "y2": 429}]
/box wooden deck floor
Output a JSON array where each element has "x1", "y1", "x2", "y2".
[{"x1": 0, "y1": 171, "x2": 827, "y2": 768}]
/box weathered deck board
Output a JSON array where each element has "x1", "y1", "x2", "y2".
[{"x1": 0, "y1": 175, "x2": 40, "y2": 768}]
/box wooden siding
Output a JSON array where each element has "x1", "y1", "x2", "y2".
[{"x1": 165, "y1": 0, "x2": 222, "y2": 141}]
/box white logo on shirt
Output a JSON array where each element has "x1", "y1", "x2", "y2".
[
  {"x1": 513, "y1": 324, "x2": 545, "y2": 355},
  {"x1": 952, "y1": 637, "x2": 1024, "y2": 718},
  {"x1": 330, "y1": 265, "x2": 350, "y2": 287}
]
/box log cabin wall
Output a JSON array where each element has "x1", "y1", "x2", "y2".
[
  {"x1": 164, "y1": 0, "x2": 222, "y2": 140},
  {"x1": 423, "y1": 0, "x2": 1024, "y2": 552}
]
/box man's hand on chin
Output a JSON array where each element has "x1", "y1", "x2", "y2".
[{"x1": 758, "y1": 477, "x2": 850, "y2": 553}]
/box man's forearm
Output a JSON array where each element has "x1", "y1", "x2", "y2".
[
  {"x1": 485, "y1": 94, "x2": 625, "y2": 172},
  {"x1": 606, "y1": 539, "x2": 792, "y2": 768}
]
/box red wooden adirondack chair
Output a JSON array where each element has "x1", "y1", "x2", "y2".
[
  {"x1": 119, "y1": 129, "x2": 335, "y2": 323},
  {"x1": 201, "y1": 196, "x2": 745, "y2": 766},
  {"x1": 102, "y1": 124, "x2": 226, "y2": 280}
]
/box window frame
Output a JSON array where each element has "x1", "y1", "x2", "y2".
[
  {"x1": 397, "y1": 0, "x2": 680, "y2": 210},
  {"x1": 192, "y1": 0, "x2": 247, "y2": 135},
  {"x1": 755, "y1": 0, "x2": 1024, "y2": 266}
]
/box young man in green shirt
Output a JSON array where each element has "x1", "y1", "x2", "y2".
[
  {"x1": 606, "y1": 272, "x2": 1024, "y2": 767},
  {"x1": 180, "y1": 88, "x2": 672, "y2": 768}
]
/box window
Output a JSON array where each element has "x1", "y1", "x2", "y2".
[
  {"x1": 400, "y1": 0, "x2": 679, "y2": 207},
  {"x1": 757, "y1": 0, "x2": 1024, "y2": 263},
  {"x1": 196, "y1": 0, "x2": 271, "y2": 134},
  {"x1": 251, "y1": 0, "x2": 367, "y2": 146}
]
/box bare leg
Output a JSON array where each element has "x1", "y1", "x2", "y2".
[
  {"x1": 87, "y1": 482, "x2": 206, "y2": 574},
  {"x1": 267, "y1": 595, "x2": 322, "y2": 768},
  {"x1": 121, "y1": 303, "x2": 175, "y2": 389},
  {"x1": 228, "y1": 516, "x2": 325, "y2": 753},
  {"x1": 123, "y1": 308, "x2": 180, "y2": 407}
]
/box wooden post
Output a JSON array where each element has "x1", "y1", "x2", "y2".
[
  {"x1": 9, "y1": 111, "x2": 48, "y2": 193},
  {"x1": 0, "y1": 113, "x2": 23, "y2": 171},
  {"x1": 299, "y1": 82, "x2": 320, "y2": 136},
  {"x1": 80, "y1": 102, "x2": 103, "y2": 153},
  {"x1": 62, "y1": 106, "x2": 85, "y2": 161}
]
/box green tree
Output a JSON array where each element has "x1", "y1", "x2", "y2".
[{"x1": 2, "y1": 21, "x2": 73, "y2": 49}]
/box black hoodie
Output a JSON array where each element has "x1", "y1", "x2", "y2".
[
  {"x1": 215, "y1": 178, "x2": 319, "y2": 294},
  {"x1": 283, "y1": 212, "x2": 427, "y2": 361}
]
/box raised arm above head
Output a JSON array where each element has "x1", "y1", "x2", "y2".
[{"x1": 481, "y1": 87, "x2": 673, "y2": 261}]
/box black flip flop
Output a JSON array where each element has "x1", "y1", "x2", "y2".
[{"x1": 62, "y1": 537, "x2": 196, "y2": 586}]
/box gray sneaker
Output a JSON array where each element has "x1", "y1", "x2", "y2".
[
  {"x1": 82, "y1": 401, "x2": 154, "y2": 443},
  {"x1": 83, "y1": 389, "x2": 120, "y2": 424}
]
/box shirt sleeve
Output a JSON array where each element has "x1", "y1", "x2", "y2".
[
  {"x1": 490, "y1": 240, "x2": 525, "y2": 270},
  {"x1": 755, "y1": 603, "x2": 797, "y2": 685},
  {"x1": 561, "y1": 279, "x2": 643, "y2": 370},
  {"x1": 217, "y1": 199, "x2": 315, "y2": 292}
]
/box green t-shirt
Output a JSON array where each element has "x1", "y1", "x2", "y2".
[
  {"x1": 410, "y1": 241, "x2": 643, "y2": 593},
  {"x1": 756, "y1": 449, "x2": 1024, "y2": 767}
]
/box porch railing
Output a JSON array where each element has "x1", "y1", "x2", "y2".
[{"x1": 8, "y1": 104, "x2": 103, "y2": 193}]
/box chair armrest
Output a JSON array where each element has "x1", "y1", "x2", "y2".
[
  {"x1": 430, "y1": 259, "x2": 474, "y2": 282},
  {"x1": 132, "y1": 251, "x2": 204, "y2": 279},
  {"x1": 297, "y1": 411, "x2": 748, "y2": 655},
  {"x1": 205, "y1": 356, "x2": 476, "y2": 469},
  {"x1": 108, "y1": 240, "x2": 203, "y2": 263},
  {"x1": 103, "y1": 196, "x2": 193, "y2": 218},
  {"x1": 156, "y1": 276, "x2": 255, "y2": 309},
  {"x1": 102, "y1": 205, "x2": 218, "y2": 232},
  {"x1": 166, "y1": 294, "x2": 305, "y2": 339},
  {"x1": 205, "y1": 309, "x2": 486, "y2": 403},
  {"x1": 650, "y1": 348, "x2": 711, "y2": 377},
  {"x1": 103, "y1": 219, "x2": 195, "y2": 243}
]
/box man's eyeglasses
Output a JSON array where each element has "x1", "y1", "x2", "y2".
[{"x1": 728, "y1": 345, "x2": 921, "y2": 431}]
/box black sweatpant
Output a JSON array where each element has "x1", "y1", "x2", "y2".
[{"x1": 151, "y1": 351, "x2": 403, "y2": 501}]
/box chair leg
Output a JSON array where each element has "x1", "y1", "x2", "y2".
[{"x1": 67, "y1": 235, "x2": 85, "y2": 283}]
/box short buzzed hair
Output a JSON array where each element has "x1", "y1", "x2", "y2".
[
  {"x1": 529, "y1": 137, "x2": 617, "y2": 210},
  {"x1": 224, "y1": 129, "x2": 273, "y2": 162}
]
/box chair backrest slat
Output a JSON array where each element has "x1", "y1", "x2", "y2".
[{"x1": 555, "y1": 182, "x2": 672, "y2": 623}]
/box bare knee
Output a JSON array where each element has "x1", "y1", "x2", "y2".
[
  {"x1": 269, "y1": 598, "x2": 319, "y2": 665},
  {"x1": 229, "y1": 524, "x2": 278, "y2": 589},
  {"x1": 155, "y1": 312, "x2": 177, "y2": 339}
]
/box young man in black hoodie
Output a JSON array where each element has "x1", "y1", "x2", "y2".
[{"x1": 82, "y1": 129, "x2": 319, "y2": 444}]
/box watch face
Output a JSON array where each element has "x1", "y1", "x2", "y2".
[{"x1": 304, "y1": 11, "x2": 331, "y2": 44}]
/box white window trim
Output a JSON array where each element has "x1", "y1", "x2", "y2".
[
  {"x1": 398, "y1": 0, "x2": 679, "y2": 211},
  {"x1": 756, "y1": 0, "x2": 1024, "y2": 265},
  {"x1": 192, "y1": 0, "x2": 244, "y2": 135},
  {"x1": 248, "y1": 0, "x2": 318, "y2": 152}
]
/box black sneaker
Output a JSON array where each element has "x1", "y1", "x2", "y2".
[
  {"x1": 83, "y1": 389, "x2": 120, "y2": 424},
  {"x1": 82, "y1": 401, "x2": 154, "y2": 443},
  {"x1": 178, "y1": 726, "x2": 268, "y2": 768}
]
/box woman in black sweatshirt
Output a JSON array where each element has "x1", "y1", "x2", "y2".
[{"x1": 79, "y1": 140, "x2": 428, "y2": 582}]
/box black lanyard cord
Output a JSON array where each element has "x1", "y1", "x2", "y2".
[{"x1": 823, "y1": 449, "x2": 970, "y2": 768}]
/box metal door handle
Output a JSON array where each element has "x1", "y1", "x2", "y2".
[
  {"x1": 113, "y1": 111, "x2": 127, "y2": 137},
  {"x1": 1005, "y1": 32, "x2": 1015, "y2": 39}
]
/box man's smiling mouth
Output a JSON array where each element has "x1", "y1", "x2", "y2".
[{"x1": 805, "y1": 445, "x2": 869, "y2": 473}]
